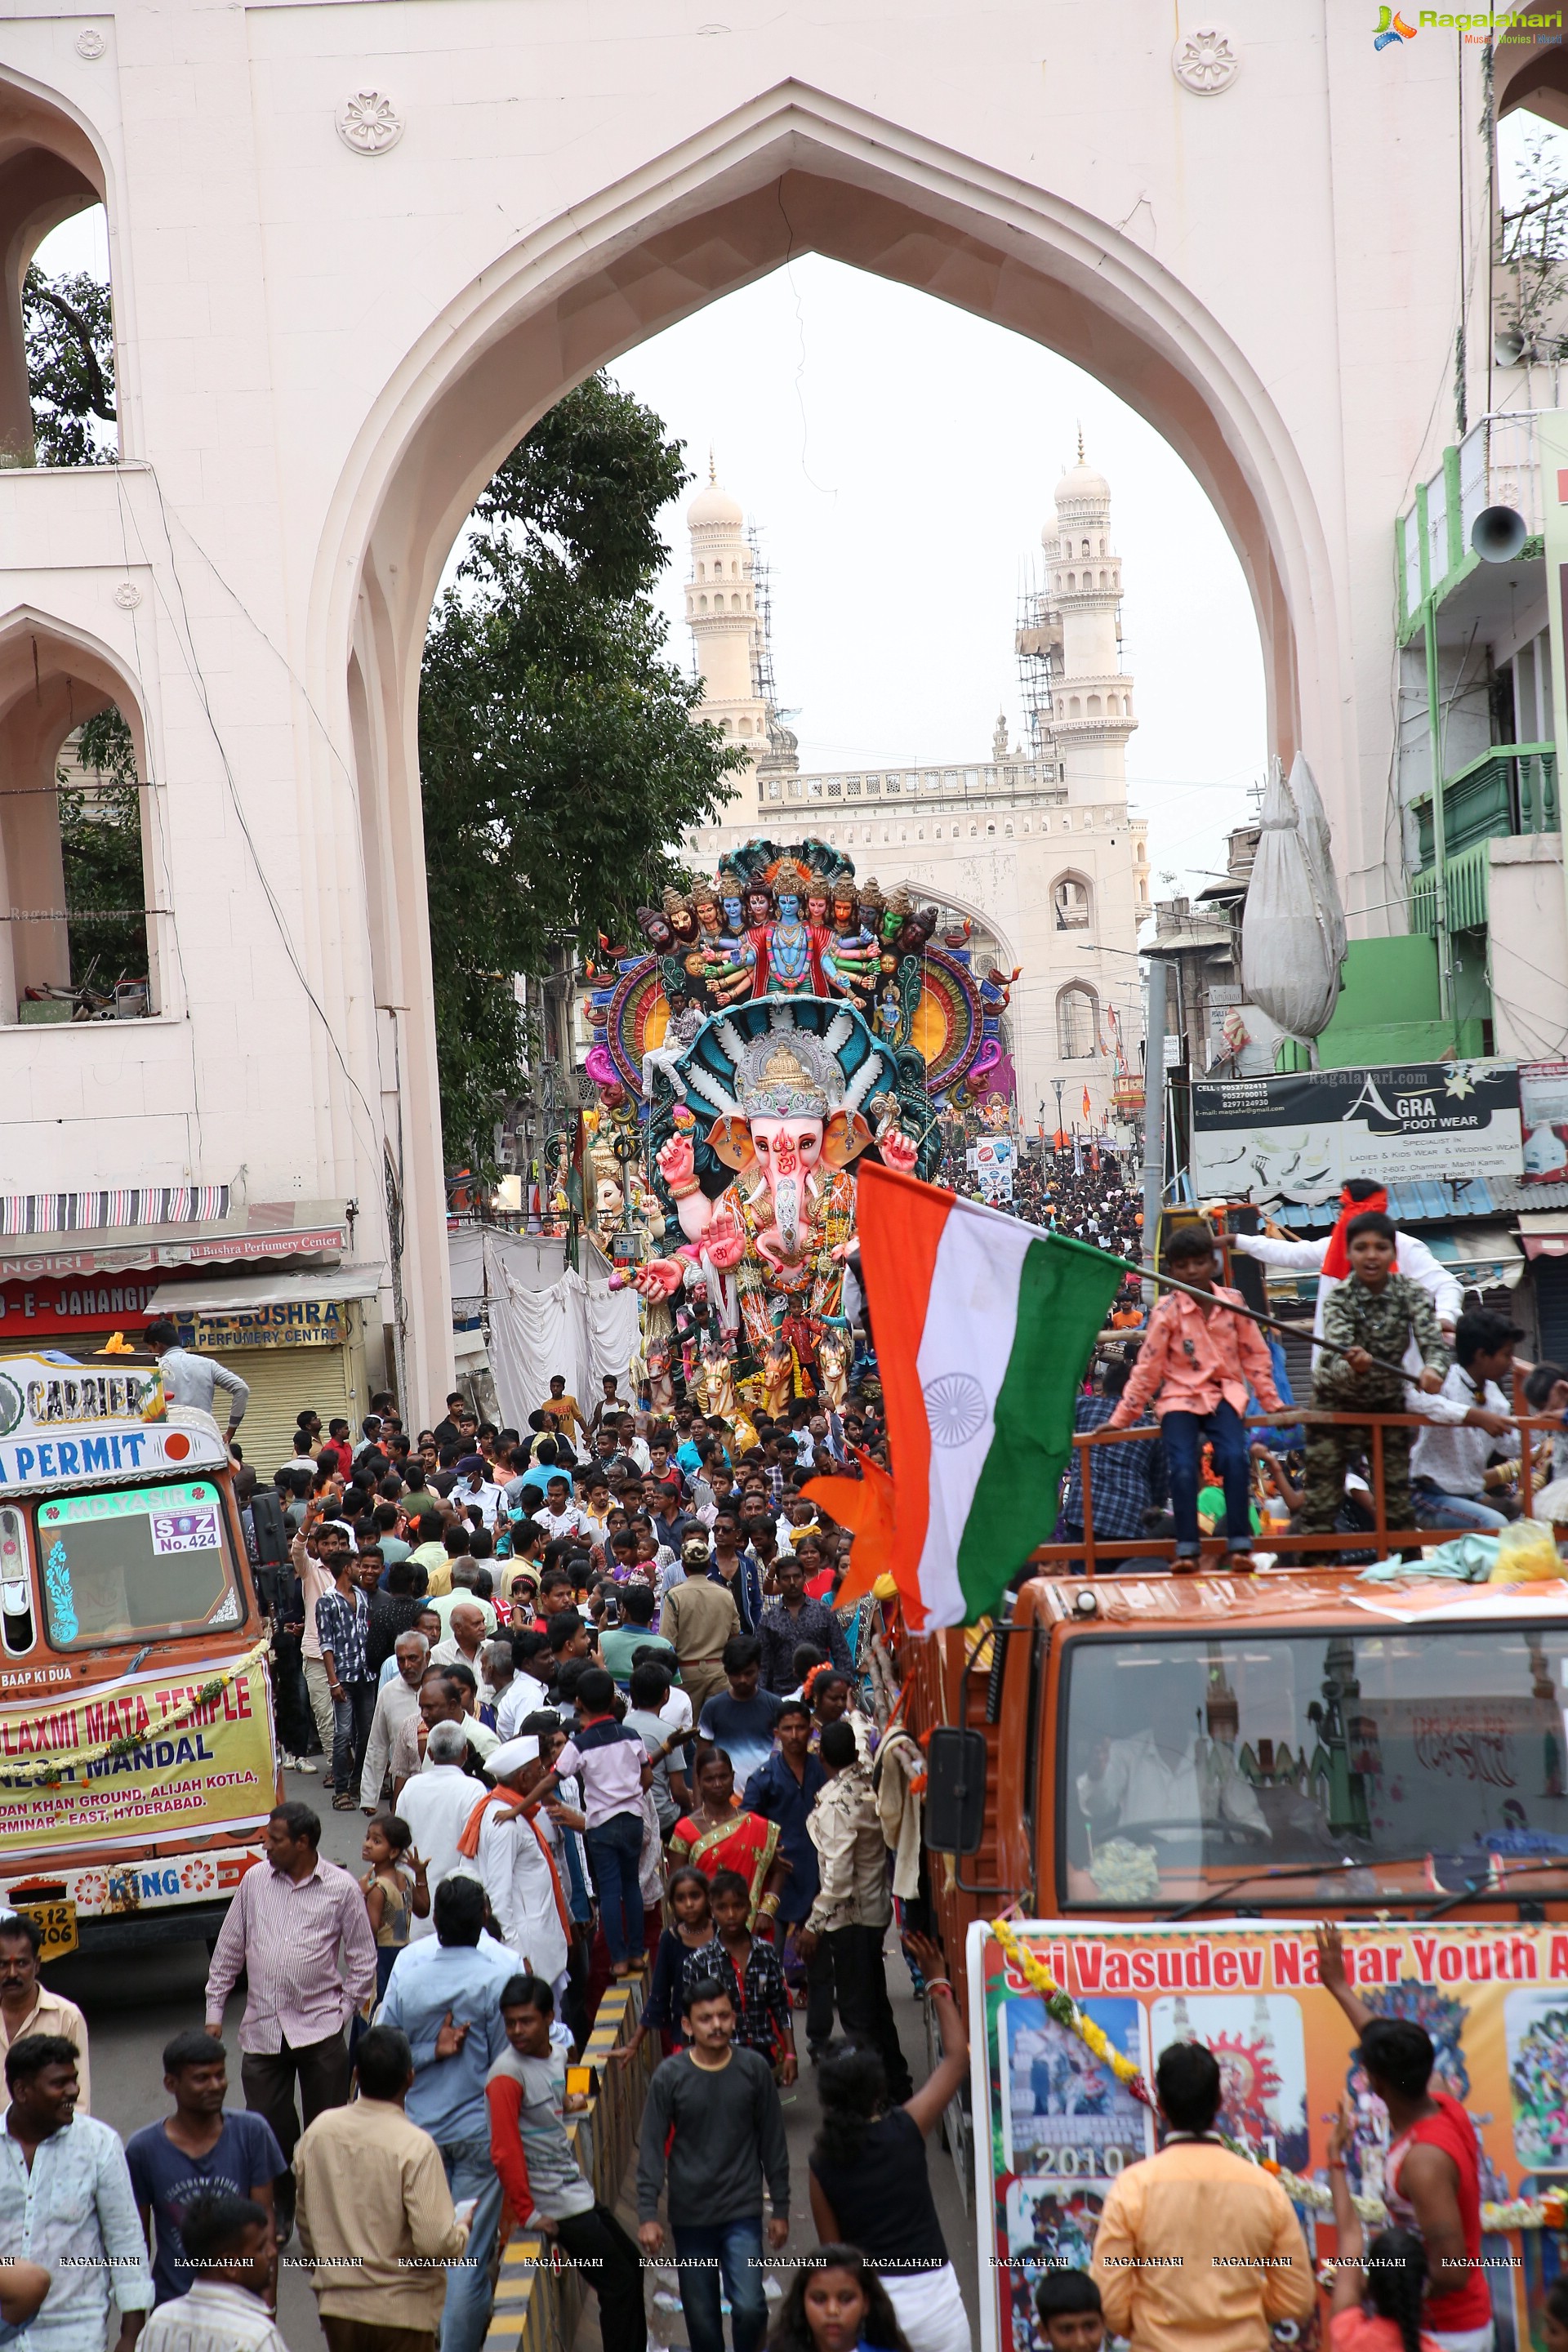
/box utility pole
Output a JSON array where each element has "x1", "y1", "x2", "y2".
[{"x1": 1141, "y1": 957, "x2": 1168, "y2": 1308}]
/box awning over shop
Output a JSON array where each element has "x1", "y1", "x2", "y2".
[
  {"x1": 1423, "y1": 1232, "x2": 1526, "y2": 1286},
  {"x1": 146, "y1": 1267, "x2": 385, "y2": 1314},
  {"x1": 1509, "y1": 1211, "x2": 1568, "y2": 1260},
  {"x1": 1271, "y1": 1178, "x2": 1503, "y2": 1229}
]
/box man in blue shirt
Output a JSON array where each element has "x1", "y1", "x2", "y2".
[
  {"x1": 742, "y1": 1702, "x2": 833, "y2": 2053},
  {"x1": 379, "y1": 1874, "x2": 513, "y2": 2352},
  {"x1": 697, "y1": 1636, "x2": 784, "y2": 1789},
  {"x1": 127, "y1": 2031, "x2": 283, "y2": 2301}
]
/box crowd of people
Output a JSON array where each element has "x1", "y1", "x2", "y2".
[{"x1": 10, "y1": 1351, "x2": 965, "y2": 2352}]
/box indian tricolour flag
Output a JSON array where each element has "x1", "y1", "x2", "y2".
[{"x1": 857, "y1": 1161, "x2": 1127, "y2": 1628}]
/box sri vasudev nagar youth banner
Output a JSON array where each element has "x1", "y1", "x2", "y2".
[{"x1": 968, "y1": 1921, "x2": 1568, "y2": 2352}]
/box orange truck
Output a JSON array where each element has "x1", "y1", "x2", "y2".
[
  {"x1": 910, "y1": 1564, "x2": 1568, "y2": 2352},
  {"x1": 0, "y1": 1352, "x2": 278, "y2": 1954}
]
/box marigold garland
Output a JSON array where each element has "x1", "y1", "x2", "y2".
[
  {"x1": 0, "y1": 1636, "x2": 272, "y2": 1792},
  {"x1": 989, "y1": 1917, "x2": 1152, "y2": 2107},
  {"x1": 987, "y1": 1922, "x2": 1568, "y2": 2234}
]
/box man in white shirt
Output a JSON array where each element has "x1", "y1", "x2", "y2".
[
  {"x1": 396, "y1": 1723, "x2": 489, "y2": 1936},
  {"x1": 1076, "y1": 1678, "x2": 1266, "y2": 1846},
  {"x1": 537, "y1": 1476, "x2": 587, "y2": 1544},
  {"x1": 1232, "y1": 1182, "x2": 1463, "y2": 1371},
  {"x1": 1410, "y1": 1309, "x2": 1523, "y2": 1531},
  {"x1": 450, "y1": 1459, "x2": 501, "y2": 1530},
  {"x1": 359, "y1": 1632, "x2": 430, "y2": 1811},
  {"x1": 457, "y1": 1739, "x2": 569, "y2": 1989}
]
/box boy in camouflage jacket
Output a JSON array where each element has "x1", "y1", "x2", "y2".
[{"x1": 1303, "y1": 1209, "x2": 1448, "y2": 1532}]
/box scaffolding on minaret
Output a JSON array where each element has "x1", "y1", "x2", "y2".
[
  {"x1": 747, "y1": 522, "x2": 800, "y2": 776},
  {"x1": 1014, "y1": 559, "x2": 1061, "y2": 763}
]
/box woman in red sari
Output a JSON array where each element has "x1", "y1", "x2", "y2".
[{"x1": 666, "y1": 1746, "x2": 791, "y2": 1930}]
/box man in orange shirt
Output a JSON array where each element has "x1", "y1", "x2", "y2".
[
  {"x1": 1091, "y1": 2040, "x2": 1314, "y2": 2352},
  {"x1": 1108, "y1": 1220, "x2": 1283, "y2": 1570}
]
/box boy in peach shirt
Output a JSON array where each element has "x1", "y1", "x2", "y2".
[{"x1": 1108, "y1": 1220, "x2": 1281, "y2": 1570}]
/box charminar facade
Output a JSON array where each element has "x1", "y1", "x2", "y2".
[{"x1": 684, "y1": 455, "x2": 1151, "y2": 1134}]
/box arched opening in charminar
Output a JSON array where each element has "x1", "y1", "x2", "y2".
[{"x1": 309, "y1": 89, "x2": 1334, "y2": 1394}]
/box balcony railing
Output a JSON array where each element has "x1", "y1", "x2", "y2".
[
  {"x1": 1408, "y1": 743, "x2": 1557, "y2": 934},
  {"x1": 1397, "y1": 411, "x2": 1544, "y2": 628}
]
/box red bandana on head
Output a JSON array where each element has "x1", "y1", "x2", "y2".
[{"x1": 1321, "y1": 1184, "x2": 1392, "y2": 1281}]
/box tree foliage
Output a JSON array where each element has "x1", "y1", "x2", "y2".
[
  {"x1": 58, "y1": 706, "x2": 147, "y2": 989},
  {"x1": 419, "y1": 372, "x2": 743, "y2": 1174},
  {"x1": 20, "y1": 266, "x2": 115, "y2": 466}
]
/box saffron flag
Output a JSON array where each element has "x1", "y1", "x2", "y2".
[
  {"x1": 813, "y1": 1163, "x2": 1126, "y2": 1629},
  {"x1": 1082, "y1": 1084, "x2": 1093, "y2": 1123}
]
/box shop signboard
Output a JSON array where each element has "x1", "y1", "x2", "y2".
[
  {"x1": 1521, "y1": 1062, "x2": 1568, "y2": 1184},
  {"x1": 0, "y1": 1280, "x2": 161, "y2": 1339},
  {"x1": 1190, "y1": 1062, "x2": 1524, "y2": 1202},
  {"x1": 167, "y1": 1300, "x2": 352, "y2": 1352}
]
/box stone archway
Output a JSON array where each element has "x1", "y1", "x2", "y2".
[{"x1": 315, "y1": 87, "x2": 1332, "y2": 1391}]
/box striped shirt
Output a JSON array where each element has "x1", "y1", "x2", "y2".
[
  {"x1": 315, "y1": 1587, "x2": 370, "y2": 1684},
  {"x1": 203, "y1": 1856, "x2": 377, "y2": 2052}
]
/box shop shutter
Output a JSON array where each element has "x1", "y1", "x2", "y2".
[
  {"x1": 224, "y1": 1347, "x2": 357, "y2": 1481},
  {"x1": 1535, "y1": 1259, "x2": 1568, "y2": 1369}
]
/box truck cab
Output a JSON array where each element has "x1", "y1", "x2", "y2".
[
  {"x1": 0, "y1": 1352, "x2": 279, "y2": 1953},
  {"x1": 912, "y1": 1565, "x2": 1568, "y2": 1999}
]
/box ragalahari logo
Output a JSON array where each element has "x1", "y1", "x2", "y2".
[{"x1": 1374, "y1": 5, "x2": 1418, "y2": 44}]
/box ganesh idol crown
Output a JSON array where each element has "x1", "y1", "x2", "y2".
[{"x1": 578, "y1": 838, "x2": 1016, "y2": 1412}]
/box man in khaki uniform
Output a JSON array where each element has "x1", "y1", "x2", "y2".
[{"x1": 659, "y1": 1544, "x2": 741, "y2": 1719}]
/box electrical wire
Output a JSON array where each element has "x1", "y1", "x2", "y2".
[{"x1": 114, "y1": 465, "x2": 385, "y2": 1171}]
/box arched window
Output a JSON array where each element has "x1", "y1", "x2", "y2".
[
  {"x1": 0, "y1": 85, "x2": 117, "y2": 468},
  {"x1": 1068, "y1": 696, "x2": 1081, "y2": 719},
  {"x1": 1081, "y1": 539, "x2": 1090, "y2": 556},
  {"x1": 698, "y1": 595, "x2": 707, "y2": 611},
  {"x1": 1058, "y1": 983, "x2": 1098, "y2": 1059},
  {"x1": 0, "y1": 621, "x2": 156, "y2": 1022},
  {"x1": 1087, "y1": 693, "x2": 1102, "y2": 716},
  {"x1": 1099, "y1": 570, "x2": 1108, "y2": 588},
  {"x1": 1100, "y1": 538, "x2": 1107, "y2": 555},
  {"x1": 1066, "y1": 572, "x2": 1076, "y2": 591},
  {"x1": 1054, "y1": 875, "x2": 1092, "y2": 931}
]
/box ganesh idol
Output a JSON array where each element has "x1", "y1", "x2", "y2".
[{"x1": 630, "y1": 1012, "x2": 916, "y2": 1407}]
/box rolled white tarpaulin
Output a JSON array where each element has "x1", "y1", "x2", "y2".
[{"x1": 1239, "y1": 752, "x2": 1346, "y2": 1040}]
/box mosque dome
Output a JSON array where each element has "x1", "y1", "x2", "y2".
[
  {"x1": 688, "y1": 472, "x2": 744, "y2": 529},
  {"x1": 1054, "y1": 451, "x2": 1111, "y2": 510}
]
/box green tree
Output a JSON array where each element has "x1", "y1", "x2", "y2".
[
  {"x1": 20, "y1": 266, "x2": 115, "y2": 466},
  {"x1": 419, "y1": 372, "x2": 743, "y2": 1174},
  {"x1": 57, "y1": 706, "x2": 146, "y2": 991}
]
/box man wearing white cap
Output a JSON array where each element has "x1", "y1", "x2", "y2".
[
  {"x1": 395, "y1": 1722, "x2": 483, "y2": 1938},
  {"x1": 453, "y1": 1738, "x2": 572, "y2": 2004}
]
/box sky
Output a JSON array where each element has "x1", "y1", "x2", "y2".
[{"x1": 37, "y1": 213, "x2": 1269, "y2": 895}]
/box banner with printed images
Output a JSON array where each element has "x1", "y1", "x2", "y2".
[{"x1": 969, "y1": 1919, "x2": 1568, "y2": 2352}]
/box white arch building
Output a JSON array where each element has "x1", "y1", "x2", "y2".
[
  {"x1": 687, "y1": 457, "x2": 1151, "y2": 1131},
  {"x1": 0, "y1": 9, "x2": 1522, "y2": 1397}
]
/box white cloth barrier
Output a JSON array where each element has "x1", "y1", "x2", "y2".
[{"x1": 479, "y1": 1230, "x2": 639, "y2": 1428}]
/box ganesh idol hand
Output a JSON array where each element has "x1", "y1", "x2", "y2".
[
  {"x1": 879, "y1": 1126, "x2": 919, "y2": 1174},
  {"x1": 632, "y1": 1257, "x2": 684, "y2": 1299},
  {"x1": 657, "y1": 1132, "x2": 696, "y2": 1191},
  {"x1": 702, "y1": 1212, "x2": 746, "y2": 1271}
]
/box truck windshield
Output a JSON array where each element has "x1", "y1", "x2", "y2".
[
  {"x1": 1059, "y1": 1625, "x2": 1568, "y2": 1908},
  {"x1": 34, "y1": 1478, "x2": 237, "y2": 1648}
]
